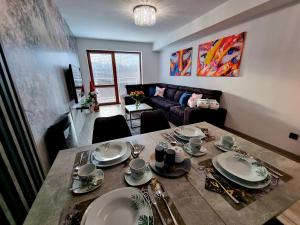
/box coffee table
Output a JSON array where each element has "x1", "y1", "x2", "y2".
[{"x1": 125, "y1": 103, "x2": 153, "y2": 128}]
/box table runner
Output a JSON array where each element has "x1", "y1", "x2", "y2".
[
  {"x1": 188, "y1": 159, "x2": 292, "y2": 210},
  {"x1": 60, "y1": 151, "x2": 187, "y2": 225}
]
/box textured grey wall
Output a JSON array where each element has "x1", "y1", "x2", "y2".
[{"x1": 0, "y1": 0, "x2": 80, "y2": 173}]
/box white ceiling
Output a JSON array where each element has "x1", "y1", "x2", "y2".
[{"x1": 55, "y1": 0, "x2": 228, "y2": 43}]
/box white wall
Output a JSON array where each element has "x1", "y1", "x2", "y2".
[
  {"x1": 159, "y1": 3, "x2": 300, "y2": 155},
  {"x1": 76, "y1": 38, "x2": 160, "y2": 93}
]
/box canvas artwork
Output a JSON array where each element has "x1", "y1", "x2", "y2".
[
  {"x1": 197, "y1": 32, "x2": 246, "y2": 77},
  {"x1": 170, "y1": 47, "x2": 192, "y2": 76}
]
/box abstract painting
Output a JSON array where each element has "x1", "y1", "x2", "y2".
[
  {"x1": 170, "y1": 47, "x2": 192, "y2": 76},
  {"x1": 197, "y1": 32, "x2": 246, "y2": 77}
]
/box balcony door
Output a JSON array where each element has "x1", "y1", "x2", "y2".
[{"x1": 87, "y1": 50, "x2": 141, "y2": 105}]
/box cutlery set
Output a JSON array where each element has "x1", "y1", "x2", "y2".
[{"x1": 147, "y1": 181, "x2": 179, "y2": 225}]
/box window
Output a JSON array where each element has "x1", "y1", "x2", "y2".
[{"x1": 87, "y1": 50, "x2": 141, "y2": 105}]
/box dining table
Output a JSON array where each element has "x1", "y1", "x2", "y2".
[{"x1": 23, "y1": 122, "x2": 300, "y2": 225}]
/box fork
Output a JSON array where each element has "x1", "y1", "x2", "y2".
[{"x1": 206, "y1": 171, "x2": 240, "y2": 204}]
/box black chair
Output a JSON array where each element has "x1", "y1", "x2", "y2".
[
  {"x1": 92, "y1": 115, "x2": 132, "y2": 144},
  {"x1": 140, "y1": 109, "x2": 171, "y2": 134}
]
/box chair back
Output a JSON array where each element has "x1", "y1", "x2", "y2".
[
  {"x1": 92, "y1": 115, "x2": 132, "y2": 144},
  {"x1": 140, "y1": 109, "x2": 170, "y2": 134}
]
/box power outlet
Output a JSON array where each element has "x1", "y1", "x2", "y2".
[{"x1": 289, "y1": 132, "x2": 299, "y2": 140}]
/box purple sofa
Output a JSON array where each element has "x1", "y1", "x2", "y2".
[{"x1": 123, "y1": 83, "x2": 227, "y2": 128}]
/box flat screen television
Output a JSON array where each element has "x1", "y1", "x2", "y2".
[{"x1": 65, "y1": 64, "x2": 83, "y2": 103}]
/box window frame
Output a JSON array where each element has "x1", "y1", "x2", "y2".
[{"x1": 86, "y1": 50, "x2": 142, "y2": 105}]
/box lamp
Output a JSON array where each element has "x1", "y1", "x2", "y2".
[{"x1": 133, "y1": 5, "x2": 157, "y2": 26}]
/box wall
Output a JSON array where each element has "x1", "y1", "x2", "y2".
[
  {"x1": 0, "y1": 0, "x2": 80, "y2": 173},
  {"x1": 159, "y1": 3, "x2": 300, "y2": 155},
  {"x1": 76, "y1": 38, "x2": 160, "y2": 93}
]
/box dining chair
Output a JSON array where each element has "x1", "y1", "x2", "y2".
[
  {"x1": 92, "y1": 115, "x2": 132, "y2": 144},
  {"x1": 140, "y1": 109, "x2": 171, "y2": 134}
]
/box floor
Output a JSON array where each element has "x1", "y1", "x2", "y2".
[{"x1": 77, "y1": 104, "x2": 300, "y2": 225}]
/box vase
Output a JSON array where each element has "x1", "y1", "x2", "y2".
[{"x1": 135, "y1": 100, "x2": 141, "y2": 108}]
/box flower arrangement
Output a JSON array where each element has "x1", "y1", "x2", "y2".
[
  {"x1": 80, "y1": 81, "x2": 99, "y2": 112},
  {"x1": 130, "y1": 90, "x2": 145, "y2": 107}
]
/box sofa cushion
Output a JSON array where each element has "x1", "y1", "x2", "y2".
[
  {"x1": 148, "y1": 86, "x2": 156, "y2": 96},
  {"x1": 179, "y1": 92, "x2": 191, "y2": 107},
  {"x1": 187, "y1": 93, "x2": 203, "y2": 108},
  {"x1": 170, "y1": 106, "x2": 185, "y2": 118},
  {"x1": 149, "y1": 96, "x2": 179, "y2": 111},
  {"x1": 178, "y1": 86, "x2": 222, "y2": 102},
  {"x1": 164, "y1": 88, "x2": 177, "y2": 100},
  {"x1": 154, "y1": 86, "x2": 165, "y2": 97},
  {"x1": 174, "y1": 90, "x2": 184, "y2": 102}
]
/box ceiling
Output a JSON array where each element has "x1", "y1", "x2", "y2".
[{"x1": 54, "y1": 0, "x2": 228, "y2": 43}]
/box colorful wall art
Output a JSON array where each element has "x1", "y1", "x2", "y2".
[
  {"x1": 170, "y1": 47, "x2": 192, "y2": 76},
  {"x1": 197, "y1": 32, "x2": 246, "y2": 77}
]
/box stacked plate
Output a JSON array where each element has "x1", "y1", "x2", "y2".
[
  {"x1": 91, "y1": 141, "x2": 131, "y2": 167},
  {"x1": 81, "y1": 187, "x2": 153, "y2": 225},
  {"x1": 212, "y1": 151, "x2": 271, "y2": 189},
  {"x1": 173, "y1": 127, "x2": 205, "y2": 141}
]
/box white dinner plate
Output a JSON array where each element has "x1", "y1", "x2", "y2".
[
  {"x1": 216, "y1": 151, "x2": 269, "y2": 182},
  {"x1": 174, "y1": 127, "x2": 205, "y2": 139},
  {"x1": 93, "y1": 141, "x2": 127, "y2": 162},
  {"x1": 84, "y1": 187, "x2": 153, "y2": 225},
  {"x1": 91, "y1": 147, "x2": 131, "y2": 168},
  {"x1": 212, "y1": 157, "x2": 271, "y2": 189}
]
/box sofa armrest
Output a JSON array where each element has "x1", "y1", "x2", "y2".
[{"x1": 184, "y1": 107, "x2": 227, "y2": 128}]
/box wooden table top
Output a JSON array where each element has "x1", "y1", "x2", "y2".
[{"x1": 24, "y1": 122, "x2": 300, "y2": 225}]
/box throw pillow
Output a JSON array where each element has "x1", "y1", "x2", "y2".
[
  {"x1": 187, "y1": 93, "x2": 203, "y2": 108},
  {"x1": 174, "y1": 90, "x2": 184, "y2": 102},
  {"x1": 148, "y1": 86, "x2": 156, "y2": 96},
  {"x1": 154, "y1": 86, "x2": 165, "y2": 97},
  {"x1": 179, "y1": 92, "x2": 192, "y2": 107}
]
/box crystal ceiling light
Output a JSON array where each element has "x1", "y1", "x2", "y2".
[{"x1": 133, "y1": 5, "x2": 157, "y2": 26}]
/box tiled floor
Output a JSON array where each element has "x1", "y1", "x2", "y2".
[
  {"x1": 77, "y1": 104, "x2": 300, "y2": 225},
  {"x1": 78, "y1": 104, "x2": 125, "y2": 146}
]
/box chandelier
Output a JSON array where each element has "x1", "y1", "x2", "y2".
[{"x1": 133, "y1": 5, "x2": 157, "y2": 26}]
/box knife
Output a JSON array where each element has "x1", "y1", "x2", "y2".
[{"x1": 148, "y1": 185, "x2": 168, "y2": 225}]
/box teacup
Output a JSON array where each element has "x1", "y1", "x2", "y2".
[
  {"x1": 77, "y1": 163, "x2": 97, "y2": 183},
  {"x1": 129, "y1": 158, "x2": 147, "y2": 180},
  {"x1": 220, "y1": 135, "x2": 235, "y2": 149},
  {"x1": 189, "y1": 137, "x2": 203, "y2": 152}
]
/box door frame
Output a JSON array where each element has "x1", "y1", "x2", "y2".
[{"x1": 86, "y1": 50, "x2": 142, "y2": 105}]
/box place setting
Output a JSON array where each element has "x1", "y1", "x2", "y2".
[
  {"x1": 70, "y1": 140, "x2": 145, "y2": 194},
  {"x1": 194, "y1": 149, "x2": 292, "y2": 210}
]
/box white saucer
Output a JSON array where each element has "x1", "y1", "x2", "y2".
[
  {"x1": 124, "y1": 167, "x2": 153, "y2": 186},
  {"x1": 183, "y1": 143, "x2": 207, "y2": 157},
  {"x1": 72, "y1": 169, "x2": 104, "y2": 194},
  {"x1": 214, "y1": 141, "x2": 235, "y2": 152}
]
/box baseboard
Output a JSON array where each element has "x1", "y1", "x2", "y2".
[{"x1": 224, "y1": 127, "x2": 300, "y2": 163}]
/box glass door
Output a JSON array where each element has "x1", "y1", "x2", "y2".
[
  {"x1": 87, "y1": 50, "x2": 142, "y2": 105},
  {"x1": 115, "y1": 52, "x2": 141, "y2": 97},
  {"x1": 87, "y1": 50, "x2": 119, "y2": 105}
]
